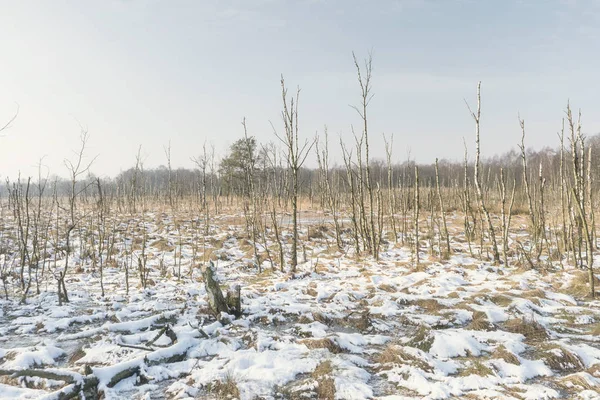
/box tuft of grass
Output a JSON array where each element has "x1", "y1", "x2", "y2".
[
  {"x1": 537, "y1": 345, "x2": 583, "y2": 372},
  {"x1": 308, "y1": 225, "x2": 328, "y2": 240},
  {"x1": 565, "y1": 270, "x2": 600, "y2": 299},
  {"x1": 582, "y1": 319, "x2": 600, "y2": 335},
  {"x1": 150, "y1": 238, "x2": 174, "y2": 252},
  {"x1": 341, "y1": 311, "x2": 372, "y2": 332},
  {"x1": 587, "y1": 364, "x2": 600, "y2": 377},
  {"x1": 299, "y1": 338, "x2": 342, "y2": 354},
  {"x1": 298, "y1": 315, "x2": 313, "y2": 324},
  {"x1": 521, "y1": 288, "x2": 546, "y2": 300},
  {"x1": 468, "y1": 311, "x2": 495, "y2": 331},
  {"x1": 458, "y1": 360, "x2": 494, "y2": 377},
  {"x1": 2, "y1": 351, "x2": 16, "y2": 361},
  {"x1": 559, "y1": 373, "x2": 598, "y2": 391},
  {"x1": 504, "y1": 317, "x2": 548, "y2": 341},
  {"x1": 312, "y1": 311, "x2": 332, "y2": 326},
  {"x1": 406, "y1": 326, "x2": 434, "y2": 352},
  {"x1": 378, "y1": 284, "x2": 397, "y2": 293},
  {"x1": 375, "y1": 344, "x2": 432, "y2": 372},
  {"x1": 488, "y1": 294, "x2": 513, "y2": 307},
  {"x1": 490, "y1": 345, "x2": 520, "y2": 365},
  {"x1": 312, "y1": 361, "x2": 336, "y2": 400},
  {"x1": 0, "y1": 375, "x2": 18, "y2": 386},
  {"x1": 210, "y1": 372, "x2": 240, "y2": 399},
  {"x1": 69, "y1": 346, "x2": 86, "y2": 364},
  {"x1": 413, "y1": 299, "x2": 446, "y2": 313}
]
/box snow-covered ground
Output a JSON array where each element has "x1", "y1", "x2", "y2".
[{"x1": 1, "y1": 211, "x2": 600, "y2": 399}]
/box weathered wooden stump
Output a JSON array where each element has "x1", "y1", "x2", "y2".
[{"x1": 202, "y1": 261, "x2": 241, "y2": 320}]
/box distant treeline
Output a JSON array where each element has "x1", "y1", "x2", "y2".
[{"x1": 3, "y1": 133, "x2": 600, "y2": 199}]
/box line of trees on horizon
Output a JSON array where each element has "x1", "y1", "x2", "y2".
[{"x1": 4, "y1": 131, "x2": 600, "y2": 201}]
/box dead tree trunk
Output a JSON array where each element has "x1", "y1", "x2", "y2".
[
  {"x1": 202, "y1": 261, "x2": 229, "y2": 316},
  {"x1": 467, "y1": 82, "x2": 501, "y2": 264},
  {"x1": 202, "y1": 261, "x2": 242, "y2": 319}
]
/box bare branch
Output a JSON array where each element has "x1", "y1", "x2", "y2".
[{"x1": 0, "y1": 103, "x2": 19, "y2": 134}]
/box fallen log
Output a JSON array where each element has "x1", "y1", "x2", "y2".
[
  {"x1": 56, "y1": 311, "x2": 180, "y2": 342},
  {"x1": 93, "y1": 338, "x2": 199, "y2": 389},
  {"x1": 0, "y1": 368, "x2": 82, "y2": 383},
  {"x1": 116, "y1": 343, "x2": 155, "y2": 352},
  {"x1": 117, "y1": 323, "x2": 179, "y2": 352},
  {"x1": 0, "y1": 368, "x2": 99, "y2": 400},
  {"x1": 39, "y1": 383, "x2": 78, "y2": 400},
  {"x1": 1, "y1": 325, "x2": 198, "y2": 397},
  {"x1": 39, "y1": 378, "x2": 99, "y2": 400},
  {"x1": 146, "y1": 324, "x2": 177, "y2": 347}
]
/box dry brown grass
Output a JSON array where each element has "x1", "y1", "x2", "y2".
[
  {"x1": 211, "y1": 373, "x2": 240, "y2": 399},
  {"x1": 467, "y1": 311, "x2": 495, "y2": 331},
  {"x1": 68, "y1": 346, "x2": 86, "y2": 364},
  {"x1": 412, "y1": 261, "x2": 433, "y2": 273},
  {"x1": 199, "y1": 247, "x2": 227, "y2": 262},
  {"x1": 504, "y1": 317, "x2": 548, "y2": 341},
  {"x1": 312, "y1": 311, "x2": 332, "y2": 326},
  {"x1": 238, "y1": 239, "x2": 257, "y2": 258},
  {"x1": 536, "y1": 345, "x2": 583, "y2": 372},
  {"x1": 565, "y1": 270, "x2": 600, "y2": 299},
  {"x1": 298, "y1": 315, "x2": 313, "y2": 324},
  {"x1": 299, "y1": 338, "x2": 342, "y2": 354},
  {"x1": 150, "y1": 238, "x2": 175, "y2": 252},
  {"x1": 0, "y1": 375, "x2": 19, "y2": 386},
  {"x1": 378, "y1": 284, "x2": 397, "y2": 293},
  {"x1": 2, "y1": 351, "x2": 16, "y2": 361},
  {"x1": 490, "y1": 345, "x2": 520, "y2": 365},
  {"x1": 312, "y1": 361, "x2": 336, "y2": 400},
  {"x1": 559, "y1": 373, "x2": 598, "y2": 391},
  {"x1": 406, "y1": 326, "x2": 434, "y2": 352},
  {"x1": 308, "y1": 225, "x2": 328, "y2": 240},
  {"x1": 587, "y1": 364, "x2": 600, "y2": 377},
  {"x1": 488, "y1": 294, "x2": 514, "y2": 307},
  {"x1": 458, "y1": 360, "x2": 494, "y2": 377},
  {"x1": 334, "y1": 310, "x2": 372, "y2": 333},
  {"x1": 521, "y1": 288, "x2": 546, "y2": 300},
  {"x1": 413, "y1": 299, "x2": 446, "y2": 313},
  {"x1": 306, "y1": 282, "x2": 318, "y2": 297},
  {"x1": 375, "y1": 344, "x2": 432, "y2": 372},
  {"x1": 586, "y1": 322, "x2": 600, "y2": 336}
]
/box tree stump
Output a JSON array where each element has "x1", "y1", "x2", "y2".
[
  {"x1": 202, "y1": 261, "x2": 230, "y2": 316},
  {"x1": 226, "y1": 284, "x2": 242, "y2": 318}
]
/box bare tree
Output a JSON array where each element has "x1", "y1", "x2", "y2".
[
  {"x1": 384, "y1": 134, "x2": 397, "y2": 242},
  {"x1": 241, "y1": 118, "x2": 261, "y2": 271},
  {"x1": 519, "y1": 117, "x2": 537, "y2": 250},
  {"x1": 316, "y1": 128, "x2": 343, "y2": 250},
  {"x1": 59, "y1": 128, "x2": 97, "y2": 303},
  {"x1": 414, "y1": 166, "x2": 420, "y2": 266},
  {"x1": 435, "y1": 158, "x2": 451, "y2": 257},
  {"x1": 164, "y1": 140, "x2": 175, "y2": 210},
  {"x1": 466, "y1": 82, "x2": 500, "y2": 264},
  {"x1": 275, "y1": 76, "x2": 314, "y2": 272},
  {"x1": 351, "y1": 51, "x2": 379, "y2": 260}
]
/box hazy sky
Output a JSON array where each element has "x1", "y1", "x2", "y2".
[{"x1": 1, "y1": 0, "x2": 599, "y2": 179}]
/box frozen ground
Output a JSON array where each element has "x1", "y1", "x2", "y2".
[{"x1": 1, "y1": 212, "x2": 600, "y2": 399}]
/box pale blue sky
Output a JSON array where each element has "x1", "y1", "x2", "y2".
[{"x1": 1, "y1": 0, "x2": 599, "y2": 178}]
